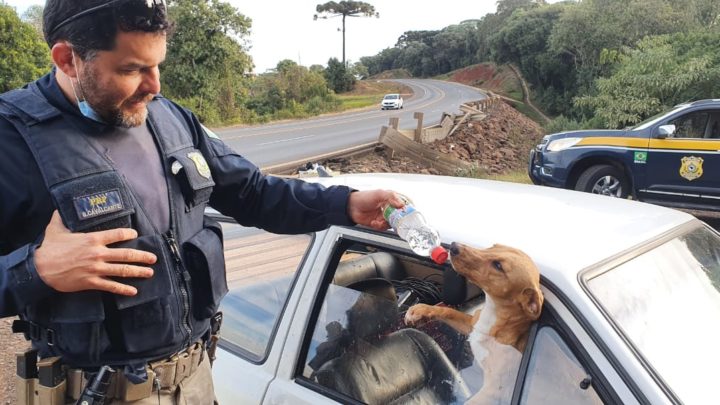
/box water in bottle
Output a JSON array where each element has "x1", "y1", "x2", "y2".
[{"x1": 383, "y1": 195, "x2": 448, "y2": 264}]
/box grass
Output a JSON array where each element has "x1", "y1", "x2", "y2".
[
  {"x1": 478, "y1": 170, "x2": 533, "y2": 184},
  {"x1": 504, "y1": 99, "x2": 547, "y2": 125},
  {"x1": 337, "y1": 94, "x2": 382, "y2": 110},
  {"x1": 455, "y1": 167, "x2": 532, "y2": 184},
  {"x1": 336, "y1": 80, "x2": 412, "y2": 111}
]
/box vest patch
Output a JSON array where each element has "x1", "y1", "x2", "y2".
[{"x1": 73, "y1": 189, "x2": 125, "y2": 220}]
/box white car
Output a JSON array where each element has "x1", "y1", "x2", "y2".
[
  {"x1": 212, "y1": 173, "x2": 720, "y2": 404},
  {"x1": 381, "y1": 93, "x2": 404, "y2": 110}
]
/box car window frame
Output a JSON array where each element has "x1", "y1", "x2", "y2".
[
  {"x1": 510, "y1": 302, "x2": 621, "y2": 405},
  {"x1": 293, "y1": 229, "x2": 455, "y2": 404},
  {"x1": 580, "y1": 220, "x2": 706, "y2": 405},
  {"x1": 291, "y1": 228, "x2": 627, "y2": 405},
  {"x1": 213, "y1": 213, "x2": 317, "y2": 365},
  {"x1": 652, "y1": 106, "x2": 720, "y2": 140}
]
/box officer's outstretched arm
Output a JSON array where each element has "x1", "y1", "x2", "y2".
[{"x1": 34, "y1": 211, "x2": 157, "y2": 296}]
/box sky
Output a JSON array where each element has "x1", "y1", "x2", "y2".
[{"x1": 6, "y1": 0, "x2": 502, "y2": 73}]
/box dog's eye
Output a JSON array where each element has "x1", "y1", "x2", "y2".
[{"x1": 492, "y1": 260, "x2": 504, "y2": 272}]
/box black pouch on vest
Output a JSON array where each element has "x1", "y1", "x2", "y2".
[
  {"x1": 111, "y1": 234, "x2": 173, "y2": 310},
  {"x1": 50, "y1": 171, "x2": 135, "y2": 232},
  {"x1": 111, "y1": 235, "x2": 175, "y2": 353},
  {"x1": 183, "y1": 217, "x2": 228, "y2": 320},
  {"x1": 49, "y1": 291, "x2": 111, "y2": 361},
  {"x1": 169, "y1": 149, "x2": 215, "y2": 210}
]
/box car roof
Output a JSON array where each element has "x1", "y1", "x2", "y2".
[{"x1": 312, "y1": 173, "x2": 694, "y2": 284}]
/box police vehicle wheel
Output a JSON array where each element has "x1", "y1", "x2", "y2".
[{"x1": 575, "y1": 164, "x2": 629, "y2": 198}]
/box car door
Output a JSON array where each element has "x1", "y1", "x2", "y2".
[
  {"x1": 643, "y1": 107, "x2": 720, "y2": 208},
  {"x1": 212, "y1": 221, "x2": 316, "y2": 404},
  {"x1": 264, "y1": 227, "x2": 470, "y2": 405},
  {"x1": 512, "y1": 288, "x2": 645, "y2": 405},
  {"x1": 262, "y1": 225, "x2": 420, "y2": 404}
]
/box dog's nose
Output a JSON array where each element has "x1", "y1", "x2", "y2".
[{"x1": 449, "y1": 242, "x2": 460, "y2": 256}]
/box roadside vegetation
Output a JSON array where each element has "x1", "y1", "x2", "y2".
[
  {"x1": 361, "y1": 0, "x2": 720, "y2": 131},
  {"x1": 3, "y1": 0, "x2": 719, "y2": 131},
  {"x1": 0, "y1": 0, "x2": 377, "y2": 127}
]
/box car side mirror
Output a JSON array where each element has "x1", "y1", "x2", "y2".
[{"x1": 657, "y1": 124, "x2": 676, "y2": 139}]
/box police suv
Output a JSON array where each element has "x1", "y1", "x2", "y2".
[{"x1": 529, "y1": 99, "x2": 720, "y2": 211}]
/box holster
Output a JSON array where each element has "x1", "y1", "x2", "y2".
[{"x1": 16, "y1": 352, "x2": 66, "y2": 405}]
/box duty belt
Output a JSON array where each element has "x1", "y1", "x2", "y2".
[{"x1": 66, "y1": 341, "x2": 205, "y2": 402}]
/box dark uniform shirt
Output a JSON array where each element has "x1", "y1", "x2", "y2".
[
  {"x1": 0, "y1": 72, "x2": 355, "y2": 321},
  {"x1": 94, "y1": 123, "x2": 170, "y2": 232}
]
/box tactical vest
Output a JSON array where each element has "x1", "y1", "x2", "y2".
[{"x1": 0, "y1": 83, "x2": 228, "y2": 368}]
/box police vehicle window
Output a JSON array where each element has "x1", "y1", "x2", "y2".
[
  {"x1": 669, "y1": 111, "x2": 710, "y2": 138},
  {"x1": 300, "y1": 241, "x2": 475, "y2": 404},
  {"x1": 520, "y1": 327, "x2": 604, "y2": 405},
  {"x1": 218, "y1": 222, "x2": 311, "y2": 361}
]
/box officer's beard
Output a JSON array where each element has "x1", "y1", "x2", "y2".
[{"x1": 78, "y1": 62, "x2": 154, "y2": 128}]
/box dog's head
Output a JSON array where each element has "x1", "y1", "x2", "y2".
[{"x1": 449, "y1": 242, "x2": 543, "y2": 321}]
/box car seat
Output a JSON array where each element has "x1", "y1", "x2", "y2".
[
  {"x1": 313, "y1": 284, "x2": 471, "y2": 404},
  {"x1": 333, "y1": 252, "x2": 406, "y2": 287},
  {"x1": 314, "y1": 329, "x2": 471, "y2": 404}
]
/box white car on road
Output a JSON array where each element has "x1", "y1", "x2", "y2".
[
  {"x1": 381, "y1": 93, "x2": 404, "y2": 110},
  {"x1": 213, "y1": 173, "x2": 720, "y2": 404}
]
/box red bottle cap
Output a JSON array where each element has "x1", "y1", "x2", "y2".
[{"x1": 431, "y1": 246, "x2": 448, "y2": 264}]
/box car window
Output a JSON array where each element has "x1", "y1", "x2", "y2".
[
  {"x1": 520, "y1": 327, "x2": 604, "y2": 405},
  {"x1": 298, "y1": 240, "x2": 530, "y2": 404},
  {"x1": 588, "y1": 226, "x2": 720, "y2": 404},
  {"x1": 631, "y1": 104, "x2": 691, "y2": 130},
  {"x1": 218, "y1": 222, "x2": 312, "y2": 361},
  {"x1": 668, "y1": 110, "x2": 711, "y2": 138},
  {"x1": 707, "y1": 111, "x2": 720, "y2": 139}
]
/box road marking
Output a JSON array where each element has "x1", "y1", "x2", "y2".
[{"x1": 259, "y1": 134, "x2": 316, "y2": 146}]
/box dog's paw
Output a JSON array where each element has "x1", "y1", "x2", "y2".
[{"x1": 404, "y1": 304, "x2": 434, "y2": 326}]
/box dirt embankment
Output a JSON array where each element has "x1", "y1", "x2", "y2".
[{"x1": 316, "y1": 100, "x2": 544, "y2": 176}]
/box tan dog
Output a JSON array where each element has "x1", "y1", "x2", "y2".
[{"x1": 404, "y1": 242, "x2": 543, "y2": 403}]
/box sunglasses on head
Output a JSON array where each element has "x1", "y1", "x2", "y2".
[{"x1": 49, "y1": 0, "x2": 167, "y2": 35}]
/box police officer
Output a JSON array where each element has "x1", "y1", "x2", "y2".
[{"x1": 0, "y1": 0, "x2": 403, "y2": 403}]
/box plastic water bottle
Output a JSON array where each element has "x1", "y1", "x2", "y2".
[{"x1": 383, "y1": 195, "x2": 448, "y2": 264}]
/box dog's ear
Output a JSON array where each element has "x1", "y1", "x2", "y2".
[{"x1": 519, "y1": 287, "x2": 543, "y2": 320}]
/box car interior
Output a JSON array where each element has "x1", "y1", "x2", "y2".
[
  {"x1": 216, "y1": 223, "x2": 607, "y2": 404},
  {"x1": 301, "y1": 242, "x2": 485, "y2": 404}
]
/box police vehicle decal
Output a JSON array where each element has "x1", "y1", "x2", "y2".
[
  {"x1": 679, "y1": 156, "x2": 704, "y2": 181},
  {"x1": 634, "y1": 151, "x2": 648, "y2": 164},
  {"x1": 576, "y1": 137, "x2": 720, "y2": 151}
]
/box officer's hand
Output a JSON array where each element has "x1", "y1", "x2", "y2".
[
  {"x1": 347, "y1": 190, "x2": 405, "y2": 230},
  {"x1": 34, "y1": 211, "x2": 157, "y2": 296}
]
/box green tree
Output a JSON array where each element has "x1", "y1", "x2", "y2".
[
  {"x1": 324, "y1": 57, "x2": 355, "y2": 92},
  {"x1": 490, "y1": 3, "x2": 572, "y2": 113},
  {"x1": 0, "y1": 4, "x2": 51, "y2": 92},
  {"x1": 162, "y1": 0, "x2": 253, "y2": 123},
  {"x1": 575, "y1": 31, "x2": 720, "y2": 128},
  {"x1": 349, "y1": 61, "x2": 368, "y2": 79},
  {"x1": 247, "y1": 63, "x2": 338, "y2": 117},
  {"x1": 309, "y1": 64, "x2": 325, "y2": 74},
  {"x1": 314, "y1": 1, "x2": 378, "y2": 65},
  {"x1": 275, "y1": 59, "x2": 298, "y2": 74},
  {"x1": 21, "y1": 4, "x2": 44, "y2": 35},
  {"x1": 549, "y1": 0, "x2": 688, "y2": 92}
]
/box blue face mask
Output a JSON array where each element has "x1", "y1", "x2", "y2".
[
  {"x1": 70, "y1": 51, "x2": 106, "y2": 124},
  {"x1": 78, "y1": 99, "x2": 106, "y2": 124}
]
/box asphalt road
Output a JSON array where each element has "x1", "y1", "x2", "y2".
[{"x1": 211, "y1": 79, "x2": 486, "y2": 168}]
